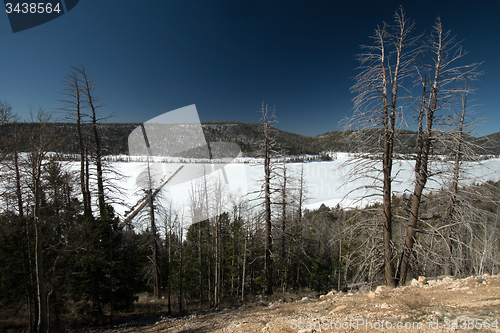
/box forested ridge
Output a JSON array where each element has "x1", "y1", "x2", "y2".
[{"x1": 1, "y1": 121, "x2": 499, "y2": 157}]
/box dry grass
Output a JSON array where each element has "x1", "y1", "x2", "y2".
[{"x1": 400, "y1": 293, "x2": 431, "y2": 312}]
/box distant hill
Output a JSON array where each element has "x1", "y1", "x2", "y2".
[{"x1": 1, "y1": 121, "x2": 499, "y2": 157}]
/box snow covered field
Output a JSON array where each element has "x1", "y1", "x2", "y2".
[{"x1": 101, "y1": 154, "x2": 500, "y2": 228}]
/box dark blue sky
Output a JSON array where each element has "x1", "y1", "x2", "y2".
[{"x1": 1, "y1": 0, "x2": 499, "y2": 136}]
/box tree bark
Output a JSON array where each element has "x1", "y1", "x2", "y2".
[
  {"x1": 33, "y1": 141, "x2": 48, "y2": 333},
  {"x1": 263, "y1": 103, "x2": 274, "y2": 295},
  {"x1": 280, "y1": 162, "x2": 288, "y2": 294},
  {"x1": 399, "y1": 20, "x2": 444, "y2": 285},
  {"x1": 349, "y1": 9, "x2": 415, "y2": 287},
  {"x1": 442, "y1": 80, "x2": 469, "y2": 276},
  {"x1": 78, "y1": 66, "x2": 106, "y2": 217}
]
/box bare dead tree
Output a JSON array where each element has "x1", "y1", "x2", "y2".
[
  {"x1": 296, "y1": 163, "x2": 306, "y2": 224},
  {"x1": 61, "y1": 68, "x2": 92, "y2": 217},
  {"x1": 440, "y1": 78, "x2": 474, "y2": 275},
  {"x1": 262, "y1": 102, "x2": 276, "y2": 295},
  {"x1": 75, "y1": 65, "x2": 107, "y2": 217},
  {"x1": 70, "y1": 65, "x2": 125, "y2": 323},
  {"x1": 412, "y1": 181, "x2": 499, "y2": 278},
  {"x1": 399, "y1": 18, "x2": 481, "y2": 285},
  {"x1": 345, "y1": 7, "x2": 418, "y2": 287},
  {"x1": 0, "y1": 101, "x2": 22, "y2": 216},
  {"x1": 0, "y1": 100, "x2": 15, "y2": 164},
  {"x1": 141, "y1": 124, "x2": 162, "y2": 299},
  {"x1": 279, "y1": 161, "x2": 289, "y2": 295}
]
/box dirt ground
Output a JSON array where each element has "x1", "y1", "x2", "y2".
[{"x1": 83, "y1": 274, "x2": 500, "y2": 333}]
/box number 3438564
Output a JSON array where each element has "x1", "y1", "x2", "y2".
[{"x1": 5, "y1": 3, "x2": 62, "y2": 14}]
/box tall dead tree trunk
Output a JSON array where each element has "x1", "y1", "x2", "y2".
[
  {"x1": 280, "y1": 161, "x2": 288, "y2": 295},
  {"x1": 262, "y1": 102, "x2": 275, "y2": 295},
  {"x1": 380, "y1": 29, "x2": 396, "y2": 287},
  {"x1": 75, "y1": 65, "x2": 118, "y2": 321},
  {"x1": 241, "y1": 221, "x2": 248, "y2": 302},
  {"x1": 62, "y1": 69, "x2": 92, "y2": 217},
  {"x1": 399, "y1": 19, "x2": 480, "y2": 284},
  {"x1": 201, "y1": 167, "x2": 213, "y2": 308},
  {"x1": 178, "y1": 218, "x2": 184, "y2": 314},
  {"x1": 297, "y1": 163, "x2": 304, "y2": 224},
  {"x1": 442, "y1": 79, "x2": 472, "y2": 276},
  {"x1": 77, "y1": 66, "x2": 106, "y2": 217},
  {"x1": 140, "y1": 124, "x2": 161, "y2": 299},
  {"x1": 400, "y1": 32, "x2": 442, "y2": 283},
  {"x1": 349, "y1": 8, "x2": 416, "y2": 287}
]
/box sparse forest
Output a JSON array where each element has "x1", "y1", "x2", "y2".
[{"x1": 1, "y1": 9, "x2": 500, "y2": 333}]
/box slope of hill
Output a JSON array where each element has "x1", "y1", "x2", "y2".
[
  {"x1": 2, "y1": 122, "x2": 499, "y2": 156},
  {"x1": 75, "y1": 274, "x2": 500, "y2": 333}
]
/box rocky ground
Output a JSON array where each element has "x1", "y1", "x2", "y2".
[{"x1": 82, "y1": 274, "x2": 500, "y2": 333}]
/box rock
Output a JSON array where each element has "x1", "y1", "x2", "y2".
[
  {"x1": 327, "y1": 290, "x2": 336, "y2": 296},
  {"x1": 319, "y1": 295, "x2": 327, "y2": 300},
  {"x1": 301, "y1": 296, "x2": 310, "y2": 302},
  {"x1": 329, "y1": 304, "x2": 347, "y2": 314},
  {"x1": 368, "y1": 291, "x2": 376, "y2": 298},
  {"x1": 359, "y1": 285, "x2": 370, "y2": 293},
  {"x1": 375, "y1": 285, "x2": 391, "y2": 294},
  {"x1": 411, "y1": 279, "x2": 419, "y2": 286},
  {"x1": 418, "y1": 276, "x2": 427, "y2": 284},
  {"x1": 380, "y1": 303, "x2": 389, "y2": 309},
  {"x1": 446, "y1": 281, "x2": 461, "y2": 289}
]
